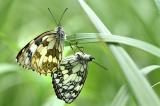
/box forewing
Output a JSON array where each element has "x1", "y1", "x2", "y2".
[
  {"x1": 52, "y1": 55, "x2": 88, "y2": 103},
  {"x1": 31, "y1": 33, "x2": 64, "y2": 75},
  {"x1": 16, "y1": 31, "x2": 52, "y2": 69},
  {"x1": 16, "y1": 30, "x2": 64, "y2": 75}
]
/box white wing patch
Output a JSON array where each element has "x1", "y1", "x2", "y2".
[{"x1": 30, "y1": 44, "x2": 37, "y2": 54}]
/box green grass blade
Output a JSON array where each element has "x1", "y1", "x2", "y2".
[
  {"x1": 152, "y1": 82, "x2": 160, "y2": 88},
  {"x1": 113, "y1": 47, "x2": 160, "y2": 105},
  {"x1": 141, "y1": 65, "x2": 160, "y2": 75},
  {"x1": 78, "y1": 0, "x2": 160, "y2": 105},
  {"x1": 111, "y1": 85, "x2": 129, "y2": 106},
  {"x1": 110, "y1": 65, "x2": 160, "y2": 106},
  {"x1": 67, "y1": 33, "x2": 160, "y2": 57},
  {"x1": 0, "y1": 63, "x2": 18, "y2": 74}
]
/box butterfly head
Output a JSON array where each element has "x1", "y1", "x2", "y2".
[
  {"x1": 75, "y1": 52, "x2": 95, "y2": 62},
  {"x1": 55, "y1": 26, "x2": 65, "y2": 38}
]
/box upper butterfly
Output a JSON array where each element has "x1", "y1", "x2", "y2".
[{"x1": 16, "y1": 8, "x2": 68, "y2": 75}]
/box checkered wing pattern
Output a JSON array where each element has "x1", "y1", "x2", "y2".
[
  {"x1": 16, "y1": 30, "x2": 64, "y2": 75},
  {"x1": 52, "y1": 53, "x2": 89, "y2": 103}
]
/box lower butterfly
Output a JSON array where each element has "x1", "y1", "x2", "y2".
[
  {"x1": 16, "y1": 8, "x2": 68, "y2": 75},
  {"x1": 52, "y1": 52, "x2": 94, "y2": 103}
]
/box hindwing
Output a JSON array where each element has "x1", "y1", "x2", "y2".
[{"x1": 52, "y1": 54, "x2": 88, "y2": 103}]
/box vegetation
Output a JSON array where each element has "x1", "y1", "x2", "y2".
[{"x1": 0, "y1": 0, "x2": 160, "y2": 106}]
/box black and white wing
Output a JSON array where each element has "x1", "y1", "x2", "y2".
[
  {"x1": 52, "y1": 54, "x2": 88, "y2": 103},
  {"x1": 16, "y1": 30, "x2": 64, "y2": 75}
]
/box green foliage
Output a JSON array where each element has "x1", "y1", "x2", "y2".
[{"x1": 0, "y1": 0, "x2": 160, "y2": 106}]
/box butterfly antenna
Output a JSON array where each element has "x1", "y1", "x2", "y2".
[
  {"x1": 48, "y1": 8, "x2": 58, "y2": 26},
  {"x1": 93, "y1": 61, "x2": 108, "y2": 71},
  {"x1": 58, "y1": 8, "x2": 68, "y2": 26}
]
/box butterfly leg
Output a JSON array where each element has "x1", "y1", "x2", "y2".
[
  {"x1": 74, "y1": 42, "x2": 84, "y2": 54},
  {"x1": 67, "y1": 39, "x2": 85, "y2": 54}
]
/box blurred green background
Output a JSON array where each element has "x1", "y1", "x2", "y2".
[{"x1": 0, "y1": 0, "x2": 160, "y2": 106}]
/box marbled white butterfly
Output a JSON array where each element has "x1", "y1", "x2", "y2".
[
  {"x1": 16, "y1": 8, "x2": 68, "y2": 75},
  {"x1": 52, "y1": 52, "x2": 94, "y2": 103}
]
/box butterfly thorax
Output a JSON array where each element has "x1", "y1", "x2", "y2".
[
  {"x1": 55, "y1": 26, "x2": 65, "y2": 40},
  {"x1": 76, "y1": 52, "x2": 94, "y2": 62}
]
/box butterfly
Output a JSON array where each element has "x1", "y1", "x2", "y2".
[
  {"x1": 52, "y1": 52, "x2": 94, "y2": 103},
  {"x1": 16, "y1": 8, "x2": 68, "y2": 75}
]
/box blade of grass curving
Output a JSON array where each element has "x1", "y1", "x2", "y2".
[
  {"x1": 152, "y1": 82, "x2": 160, "y2": 88},
  {"x1": 67, "y1": 33, "x2": 160, "y2": 57},
  {"x1": 112, "y1": 47, "x2": 160, "y2": 105},
  {"x1": 111, "y1": 65, "x2": 160, "y2": 106},
  {"x1": 78, "y1": 0, "x2": 160, "y2": 105},
  {"x1": 111, "y1": 85, "x2": 129, "y2": 106},
  {"x1": 0, "y1": 63, "x2": 18, "y2": 74},
  {"x1": 141, "y1": 65, "x2": 160, "y2": 75},
  {"x1": 42, "y1": 96, "x2": 65, "y2": 106}
]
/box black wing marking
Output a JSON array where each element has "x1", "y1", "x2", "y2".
[{"x1": 52, "y1": 55, "x2": 88, "y2": 103}]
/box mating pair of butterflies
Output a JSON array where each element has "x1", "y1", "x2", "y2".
[{"x1": 16, "y1": 9, "x2": 94, "y2": 103}]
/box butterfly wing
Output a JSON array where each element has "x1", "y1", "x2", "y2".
[
  {"x1": 16, "y1": 31, "x2": 51, "y2": 69},
  {"x1": 52, "y1": 55, "x2": 88, "y2": 103},
  {"x1": 16, "y1": 30, "x2": 64, "y2": 75}
]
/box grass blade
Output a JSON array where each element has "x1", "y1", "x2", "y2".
[
  {"x1": 78, "y1": 0, "x2": 160, "y2": 105},
  {"x1": 111, "y1": 85, "x2": 129, "y2": 106},
  {"x1": 141, "y1": 65, "x2": 160, "y2": 75},
  {"x1": 110, "y1": 65, "x2": 160, "y2": 106},
  {"x1": 0, "y1": 63, "x2": 18, "y2": 74},
  {"x1": 152, "y1": 82, "x2": 160, "y2": 88},
  {"x1": 67, "y1": 33, "x2": 160, "y2": 57}
]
